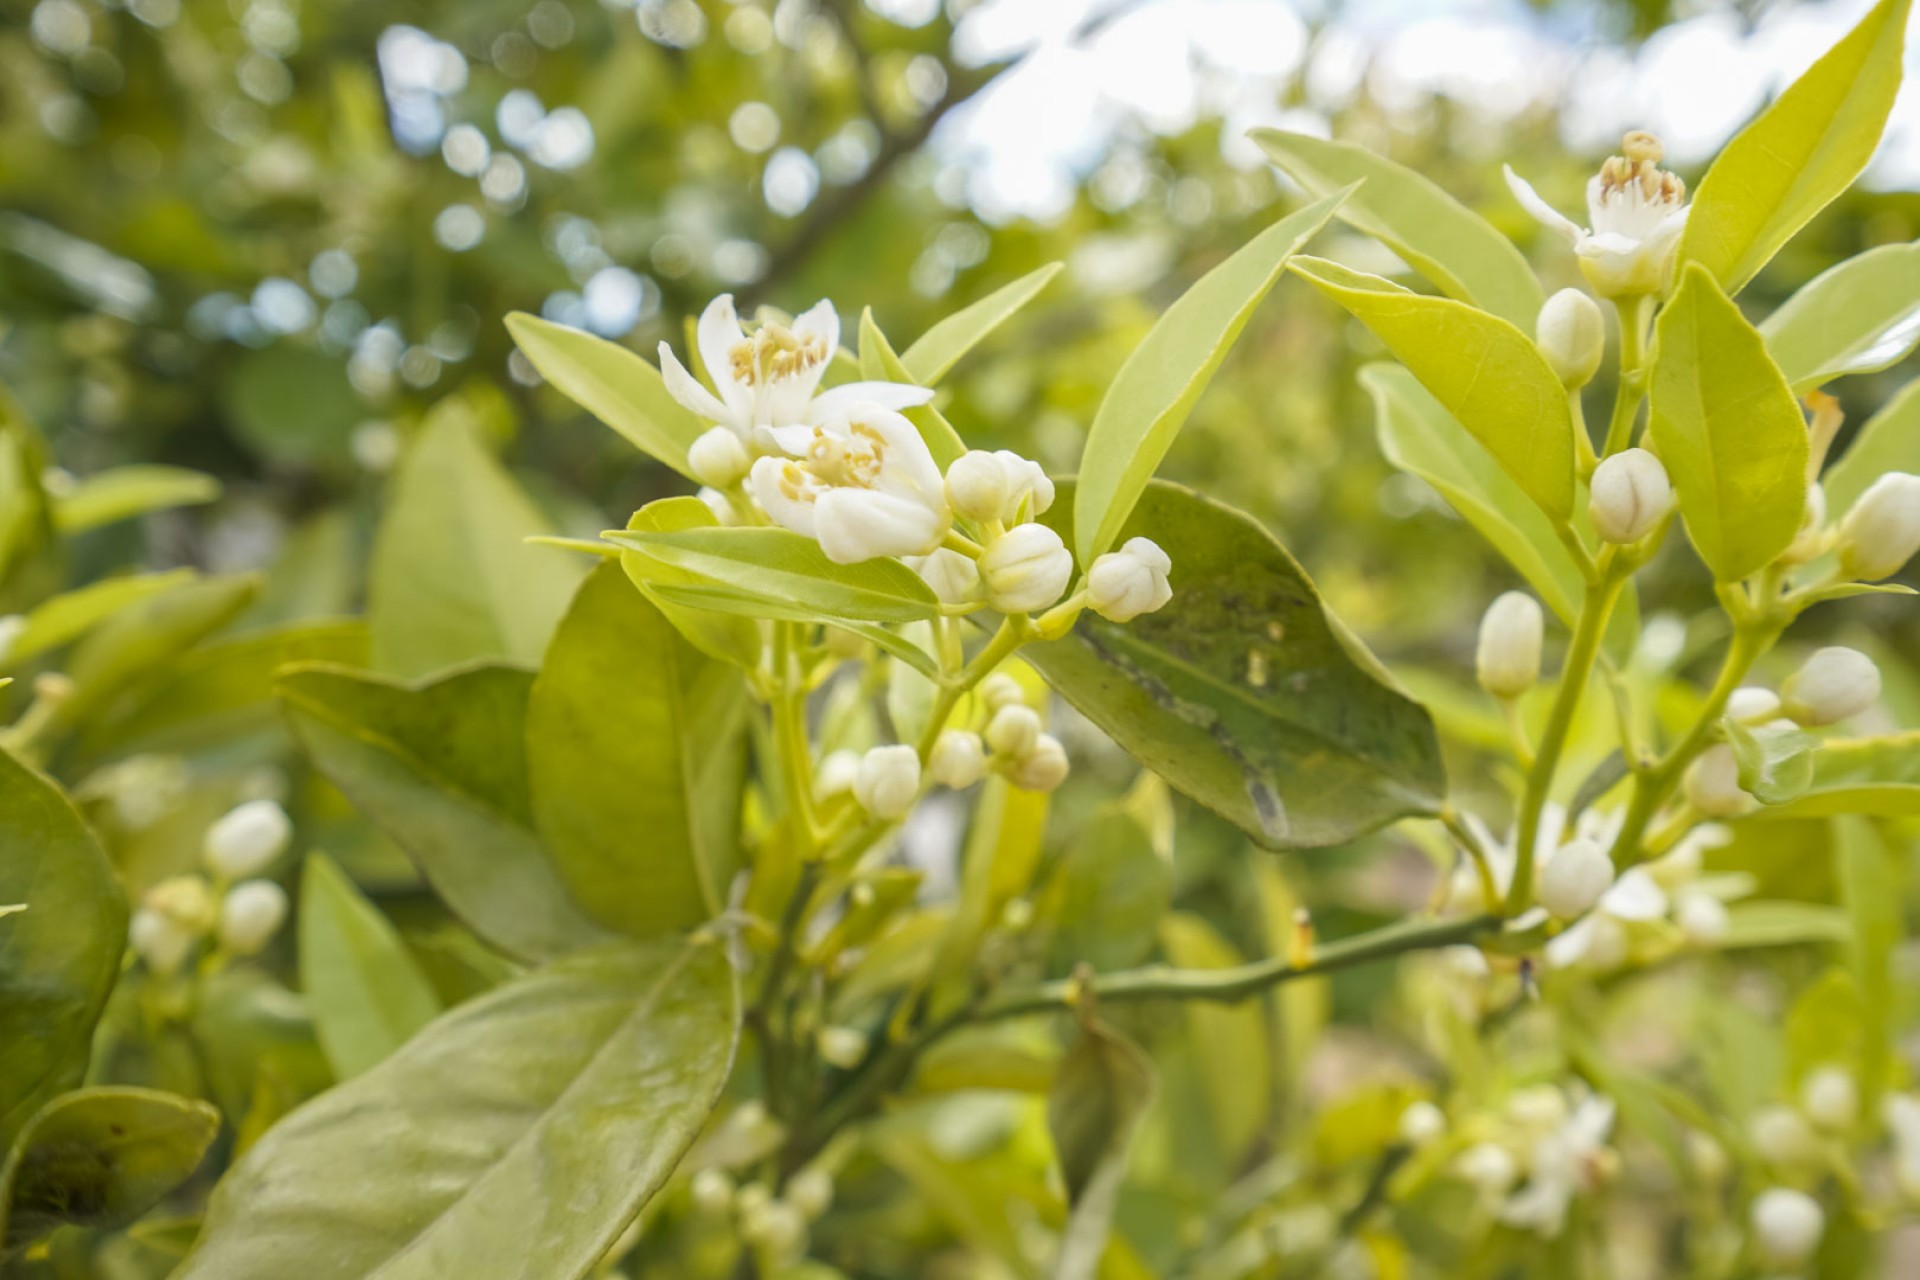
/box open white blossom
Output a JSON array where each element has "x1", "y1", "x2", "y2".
[
  {"x1": 1544, "y1": 867, "x2": 1668, "y2": 970},
  {"x1": 659, "y1": 295, "x2": 930, "y2": 442},
  {"x1": 1500, "y1": 1096, "x2": 1616, "y2": 1236},
  {"x1": 1505, "y1": 132, "x2": 1688, "y2": 299},
  {"x1": 750, "y1": 403, "x2": 951, "y2": 564}
]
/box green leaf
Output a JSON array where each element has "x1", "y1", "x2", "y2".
[
  {"x1": 49, "y1": 465, "x2": 220, "y2": 534},
  {"x1": 277, "y1": 662, "x2": 611, "y2": 962},
  {"x1": 174, "y1": 938, "x2": 738, "y2": 1280},
  {"x1": 1048, "y1": 1020, "x2": 1154, "y2": 1280},
  {"x1": 368, "y1": 409, "x2": 586, "y2": 677},
  {"x1": 1761, "y1": 241, "x2": 1920, "y2": 393},
  {"x1": 297, "y1": 854, "x2": 444, "y2": 1080},
  {"x1": 1075, "y1": 191, "x2": 1347, "y2": 563},
  {"x1": 1718, "y1": 900, "x2": 1852, "y2": 949},
  {"x1": 1251, "y1": 130, "x2": 1543, "y2": 328},
  {"x1": 1761, "y1": 732, "x2": 1920, "y2": 818},
  {"x1": 526, "y1": 563, "x2": 746, "y2": 937},
  {"x1": 1030, "y1": 481, "x2": 1445, "y2": 849},
  {"x1": 609, "y1": 526, "x2": 940, "y2": 624},
  {"x1": 857, "y1": 309, "x2": 968, "y2": 468},
  {"x1": 647, "y1": 583, "x2": 937, "y2": 678},
  {"x1": 1725, "y1": 719, "x2": 1816, "y2": 805},
  {"x1": 1040, "y1": 805, "x2": 1169, "y2": 976},
  {"x1": 1291, "y1": 255, "x2": 1575, "y2": 519},
  {"x1": 1158, "y1": 913, "x2": 1270, "y2": 1164},
  {"x1": 0, "y1": 747, "x2": 126, "y2": 1146},
  {"x1": 618, "y1": 499, "x2": 763, "y2": 671},
  {"x1": 900, "y1": 262, "x2": 1064, "y2": 384},
  {"x1": 1836, "y1": 815, "x2": 1900, "y2": 1104},
  {"x1": 1, "y1": 1087, "x2": 219, "y2": 1255},
  {"x1": 1823, "y1": 377, "x2": 1920, "y2": 517},
  {"x1": 1647, "y1": 263, "x2": 1808, "y2": 581},
  {"x1": 0, "y1": 569, "x2": 198, "y2": 668},
  {"x1": 1680, "y1": 0, "x2": 1913, "y2": 293},
  {"x1": 504, "y1": 312, "x2": 706, "y2": 478}
]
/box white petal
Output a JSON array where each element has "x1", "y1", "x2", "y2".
[
  {"x1": 697, "y1": 295, "x2": 745, "y2": 388},
  {"x1": 814, "y1": 489, "x2": 947, "y2": 563},
  {"x1": 808, "y1": 381, "x2": 934, "y2": 424},
  {"x1": 1600, "y1": 867, "x2": 1667, "y2": 921},
  {"x1": 658, "y1": 342, "x2": 735, "y2": 427},
  {"x1": 1504, "y1": 166, "x2": 1582, "y2": 246},
  {"x1": 791, "y1": 299, "x2": 842, "y2": 362},
  {"x1": 857, "y1": 405, "x2": 947, "y2": 506},
  {"x1": 749, "y1": 456, "x2": 818, "y2": 538},
  {"x1": 763, "y1": 424, "x2": 819, "y2": 456},
  {"x1": 1544, "y1": 917, "x2": 1594, "y2": 969}
]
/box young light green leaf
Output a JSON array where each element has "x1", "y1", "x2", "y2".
[
  {"x1": 1158, "y1": 913, "x2": 1270, "y2": 1164},
  {"x1": 504, "y1": 312, "x2": 706, "y2": 478},
  {"x1": 1759, "y1": 731, "x2": 1920, "y2": 819},
  {"x1": 609, "y1": 526, "x2": 940, "y2": 624},
  {"x1": 1076, "y1": 191, "x2": 1347, "y2": 563},
  {"x1": 0, "y1": 568, "x2": 198, "y2": 668},
  {"x1": 1030, "y1": 482, "x2": 1445, "y2": 850},
  {"x1": 1039, "y1": 805, "x2": 1169, "y2": 977},
  {"x1": 173, "y1": 939, "x2": 738, "y2": 1280},
  {"x1": 1725, "y1": 719, "x2": 1816, "y2": 806},
  {"x1": 1251, "y1": 130, "x2": 1543, "y2": 327},
  {"x1": 0, "y1": 1087, "x2": 219, "y2": 1254},
  {"x1": 527, "y1": 563, "x2": 747, "y2": 937},
  {"x1": 277, "y1": 662, "x2": 612, "y2": 962},
  {"x1": 368, "y1": 407, "x2": 587, "y2": 677},
  {"x1": 646, "y1": 582, "x2": 938, "y2": 678},
  {"x1": 1048, "y1": 1019, "x2": 1155, "y2": 1280},
  {"x1": 0, "y1": 747, "x2": 127, "y2": 1147},
  {"x1": 50, "y1": 465, "x2": 221, "y2": 534},
  {"x1": 298, "y1": 854, "x2": 443, "y2": 1081},
  {"x1": 1680, "y1": 0, "x2": 1913, "y2": 293},
  {"x1": 1762, "y1": 241, "x2": 1920, "y2": 393},
  {"x1": 1647, "y1": 263, "x2": 1809, "y2": 581},
  {"x1": 900, "y1": 262, "x2": 1065, "y2": 384},
  {"x1": 618, "y1": 499, "x2": 762, "y2": 670},
  {"x1": 1836, "y1": 815, "x2": 1900, "y2": 1105},
  {"x1": 858, "y1": 309, "x2": 968, "y2": 468},
  {"x1": 1292, "y1": 256, "x2": 1575, "y2": 519},
  {"x1": 1718, "y1": 900, "x2": 1852, "y2": 949},
  {"x1": 1822, "y1": 377, "x2": 1920, "y2": 517}
]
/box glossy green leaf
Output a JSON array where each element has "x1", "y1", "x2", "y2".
[
  {"x1": 368, "y1": 409, "x2": 586, "y2": 677},
  {"x1": 1031, "y1": 481, "x2": 1445, "y2": 849},
  {"x1": 1761, "y1": 241, "x2": 1920, "y2": 392},
  {"x1": 49, "y1": 465, "x2": 220, "y2": 534},
  {"x1": 1048, "y1": 1020, "x2": 1154, "y2": 1280},
  {"x1": 1647, "y1": 263, "x2": 1808, "y2": 581},
  {"x1": 277, "y1": 662, "x2": 611, "y2": 962},
  {"x1": 298, "y1": 854, "x2": 443, "y2": 1080},
  {"x1": 1761, "y1": 732, "x2": 1920, "y2": 818},
  {"x1": 504, "y1": 312, "x2": 706, "y2": 478},
  {"x1": 1158, "y1": 913, "x2": 1270, "y2": 1164},
  {"x1": 1251, "y1": 130, "x2": 1543, "y2": 327},
  {"x1": 1823, "y1": 377, "x2": 1920, "y2": 517},
  {"x1": 0, "y1": 1087, "x2": 219, "y2": 1254},
  {"x1": 0, "y1": 746, "x2": 126, "y2": 1146},
  {"x1": 174, "y1": 938, "x2": 738, "y2": 1280},
  {"x1": 1292, "y1": 255, "x2": 1574, "y2": 518},
  {"x1": 647, "y1": 582, "x2": 937, "y2": 678},
  {"x1": 928, "y1": 776, "x2": 1049, "y2": 1018},
  {"x1": 1040, "y1": 805, "x2": 1169, "y2": 976},
  {"x1": 857, "y1": 309, "x2": 968, "y2": 468},
  {"x1": 1837, "y1": 815, "x2": 1900, "y2": 1104},
  {"x1": 1076, "y1": 191, "x2": 1347, "y2": 563},
  {"x1": 609, "y1": 526, "x2": 940, "y2": 624},
  {"x1": 618, "y1": 499, "x2": 762, "y2": 670},
  {"x1": 527, "y1": 563, "x2": 746, "y2": 937},
  {"x1": 1725, "y1": 719, "x2": 1816, "y2": 805},
  {"x1": 901, "y1": 262, "x2": 1065, "y2": 384},
  {"x1": 1680, "y1": 0, "x2": 1912, "y2": 293},
  {"x1": 0, "y1": 569, "x2": 197, "y2": 668}
]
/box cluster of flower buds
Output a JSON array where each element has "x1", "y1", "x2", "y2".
[
  {"x1": 127, "y1": 800, "x2": 291, "y2": 973},
  {"x1": 688, "y1": 1165, "x2": 834, "y2": 1265},
  {"x1": 1447, "y1": 1086, "x2": 1618, "y2": 1237}
]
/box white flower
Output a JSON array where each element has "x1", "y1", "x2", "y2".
[
  {"x1": 1506, "y1": 132, "x2": 1688, "y2": 299},
  {"x1": 853, "y1": 744, "x2": 920, "y2": 819},
  {"x1": 1537, "y1": 838, "x2": 1613, "y2": 919},
  {"x1": 1725, "y1": 686, "x2": 1781, "y2": 725},
  {"x1": 1500, "y1": 1096, "x2": 1616, "y2": 1237},
  {"x1": 812, "y1": 749, "x2": 860, "y2": 804},
  {"x1": 129, "y1": 908, "x2": 195, "y2": 973},
  {"x1": 686, "y1": 424, "x2": 751, "y2": 489},
  {"x1": 1475, "y1": 591, "x2": 1542, "y2": 699},
  {"x1": 911, "y1": 548, "x2": 981, "y2": 606},
  {"x1": 1588, "y1": 448, "x2": 1672, "y2": 545},
  {"x1": 658, "y1": 295, "x2": 929, "y2": 440},
  {"x1": 218, "y1": 880, "x2": 288, "y2": 956},
  {"x1": 749, "y1": 403, "x2": 952, "y2": 564},
  {"x1": 1780, "y1": 646, "x2": 1880, "y2": 726},
  {"x1": 984, "y1": 704, "x2": 1042, "y2": 758},
  {"x1": 1750, "y1": 1188, "x2": 1824, "y2": 1266},
  {"x1": 942, "y1": 449, "x2": 1054, "y2": 526},
  {"x1": 1674, "y1": 890, "x2": 1729, "y2": 946},
  {"x1": 1801, "y1": 1066, "x2": 1857, "y2": 1132},
  {"x1": 928, "y1": 729, "x2": 987, "y2": 789},
  {"x1": 1683, "y1": 743, "x2": 1754, "y2": 818},
  {"x1": 1399, "y1": 1100, "x2": 1445, "y2": 1146},
  {"x1": 1009, "y1": 733, "x2": 1070, "y2": 792},
  {"x1": 979, "y1": 523, "x2": 1073, "y2": 614},
  {"x1": 1838, "y1": 472, "x2": 1920, "y2": 581},
  {"x1": 203, "y1": 799, "x2": 292, "y2": 880},
  {"x1": 1535, "y1": 289, "x2": 1605, "y2": 389},
  {"x1": 1087, "y1": 537, "x2": 1173, "y2": 623},
  {"x1": 1544, "y1": 868, "x2": 1666, "y2": 969}
]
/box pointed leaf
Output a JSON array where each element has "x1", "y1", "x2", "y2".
[
  {"x1": 618, "y1": 498, "x2": 763, "y2": 670},
  {"x1": 901, "y1": 262, "x2": 1064, "y2": 384},
  {"x1": 505, "y1": 312, "x2": 706, "y2": 477},
  {"x1": 1762, "y1": 241, "x2": 1920, "y2": 393},
  {"x1": 0, "y1": 569, "x2": 198, "y2": 669},
  {"x1": 50, "y1": 465, "x2": 220, "y2": 534},
  {"x1": 858, "y1": 309, "x2": 968, "y2": 468},
  {"x1": 298, "y1": 854, "x2": 443, "y2": 1080},
  {"x1": 1822, "y1": 377, "x2": 1920, "y2": 517},
  {"x1": 609, "y1": 526, "x2": 940, "y2": 624},
  {"x1": 1048, "y1": 1020, "x2": 1154, "y2": 1280}
]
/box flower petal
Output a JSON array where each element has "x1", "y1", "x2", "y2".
[
  {"x1": 791, "y1": 299, "x2": 841, "y2": 363},
  {"x1": 1599, "y1": 867, "x2": 1667, "y2": 921},
  {"x1": 762, "y1": 424, "x2": 819, "y2": 457},
  {"x1": 1504, "y1": 166, "x2": 1582, "y2": 246},
  {"x1": 807, "y1": 381, "x2": 934, "y2": 424},
  {"x1": 854, "y1": 404, "x2": 947, "y2": 508},
  {"x1": 814, "y1": 488, "x2": 948, "y2": 563},
  {"x1": 658, "y1": 342, "x2": 736, "y2": 427},
  {"x1": 749, "y1": 456, "x2": 819, "y2": 538},
  {"x1": 698, "y1": 294, "x2": 756, "y2": 423}
]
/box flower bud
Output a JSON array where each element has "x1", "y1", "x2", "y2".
[
  {"x1": 812, "y1": 749, "x2": 860, "y2": 804},
  {"x1": 690, "y1": 1168, "x2": 734, "y2": 1216},
  {"x1": 786, "y1": 1168, "x2": 834, "y2": 1220},
  {"x1": 203, "y1": 799, "x2": 292, "y2": 880},
  {"x1": 1538, "y1": 839, "x2": 1613, "y2": 919},
  {"x1": 1009, "y1": 733, "x2": 1069, "y2": 792},
  {"x1": 979, "y1": 523, "x2": 1073, "y2": 614},
  {"x1": 1588, "y1": 448, "x2": 1671, "y2": 544},
  {"x1": 741, "y1": 1199, "x2": 806, "y2": 1257},
  {"x1": 146, "y1": 874, "x2": 217, "y2": 934},
  {"x1": 944, "y1": 451, "x2": 1012, "y2": 524},
  {"x1": 1398, "y1": 1100, "x2": 1445, "y2": 1146},
  {"x1": 853, "y1": 745, "x2": 920, "y2": 819},
  {"x1": 1475, "y1": 591, "x2": 1543, "y2": 699},
  {"x1": 687, "y1": 425, "x2": 751, "y2": 489},
  {"x1": 977, "y1": 673, "x2": 1025, "y2": 713},
  {"x1": 817, "y1": 1025, "x2": 867, "y2": 1069},
  {"x1": 1779, "y1": 646, "x2": 1880, "y2": 726},
  {"x1": 217, "y1": 880, "x2": 288, "y2": 956},
  {"x1": 1686, "y1": 1130, "x2": 1729, "y2": 1185},
  {"x1": 128, "y1": 908, "x2": 195, "y2": 973},
  {"x1": 1456, "y1": 1142, "x2": 1518, "y2": 1195},
  {"x1": 1779, "y1": 483, "x2": 1828, "y2": 565},
  {"x1": 915, "y1": 548, "x2": 981, "y2": 606},
  {"x1": 1724, "y1": 686, "x2": 1780, "y2": 724},
  {"x1": 1749, "y1": 1104, "x2": 1819, "y2": 1169},
  {"x1": 1675, "y1": 891, "x2": 1728, "y2": 946},
  {"x1": 1086, "y1": 537, "x2": 1173, "y2": 623},
  {"x1": 984, "y1": 704, "x2": 1042, "y2": 758},
  {"x1": 1685, "y1": 743, "x2": 1755, "y2": 817},
  {"x1": 696, "y1": 486, "x2": 738, "y2": 526},
  {"x1": 1801, "y1": 1065, "x2": 1858, "y2": 1132},
  {"x1": 996, "y1": 451, "x2": 1055, "y2": 522},
  {"x1": 928, "y1": 729, "x2": 987, "y2": 789},
  {"x1": 1750, "y1": 1187, "x2": 1824, "y2": 1266},
  {"x1": 1535, "y1": 288, "x2": 1605, "y2": 389},
  {"x1": 1837, "y1": 472, "x2": 1920, "y2": 581}
]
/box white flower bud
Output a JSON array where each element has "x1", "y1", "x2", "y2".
[
  {"x1": 996, "y1": 451, "x2": 1055, "y2": 522},
  {"x1": 915, "y1": 548, "x2": 981, "y2": 606},
  {"x1": 1779, "y1": 646, "x2": 1880, "y2": 726},
  {"x1": 853, "y1": 745, "x2": 919, "y2": 819},
  {"x1": 1750, "y1": 1188, "x2": 1824, "y2": 1266},
  {"x1": 145, "y1": 874, "x2": 217, "y2": 934},
  {"x1": 1538, "y1": 838, "x2": 1614, "y2": 919},
  {"x1": 978, "y1": 673, "x2": 1025, "y2": 713},
  {"x1": 1398, "y1": 1100, "x2": 1445, "y2": 1146},
  {"x1": 1086, "y1": 537, "x2": 1173, "y2": 622},
  {"x1": 1686, "y1": 1130, "x2": 1729, "y2": 1185},
  {"x1": 1456, "y1": 1142, "x2": 1518, "y2": 1195},
  {"x1": 203, "y1": 799, "x2": 292, "y2": 880},
  {"x1": 817, "y1": 1025, "x2": 867, "y2": 1069},
  {"x1": 217, "y1": 880, "x2": 288, "y2": 956},
  {"x1": 1675, "y1": 891, "x2": 1729, "y2": 946},
  {"x1": 1750, "y1": 1104, "x2": 1819, "y2": 1169},
  {"x1": 786, "y1": 1168, "x2": 834, "y2": 1220},
  {"x1": 1837, "y1": 472, "x2": 1920, "y2": 581},
  {"x1": 1507, "y1": 1085, "x2": 1568, "y2": 1131},
  {"x1": 1801, "y1": 1066, "x2": 1858, "y2": 1132},
  {"x1": 1475, "y1": 591, "x2": 1543, "y2": 699},
  {"x1": 944, "y1": 451, "x2": 1013, "y2": 524},
  {"x1": 690, "y1": 1168, "x2": 734, "y2": 1216},
  {"x1": 1009, "y1": 733, "x2": 1069, "y2": 792},
  {"x1": 128, "y1": 908, "x2": 195, "y2": 973},
  {"x1": 1683, "y1": 744, "x2": 1754, "y2": 817},
  {"x1": 1779, "y1": 483, "x2": 1829, "y2": 565},
  {"x1": 741, "y1": 1199, "x2": 806, "y2": 1257},
  {"x1": 687, "y1": 425, "x2": 751, "y2": 489},
  {"x1": 1725, "y1": 686, "x2": 1781, "y2": 724},
  {"x1": 696, "y1": 486, "x2": 738, "y2": 525},
  {"x1": 734, "y1": 1183, "x2": 772, "y2": 1219},
  {"x1": 1582, "y1": 913, "x2": 1629, "y2": 970},
  {"x1": 980, "y1": 523, "x2": 1073, "y2": 614},
  {"x1": 1535, "y1": 288, "x2": 1605, "y2": 389},
  {"x1": 928, "y1": 729, "x2": 987, "y2": 789},
  {"x1": 984, "y1": 704, "x2": 1042, "y2": 758},
  {"x1": 812, "y1": 749, "x2": 860, "y2": 804},
  {"x1": 1588, "y1": 448, "x2": 1672, "y2": 544}
]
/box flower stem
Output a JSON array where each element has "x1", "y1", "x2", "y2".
[
  {"x1": 915, "y1": 615, "x2": 1030, "y2": 759},
  {"x1": 1601, "y1": 295, "x2": 1653, "y2": 458}
]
